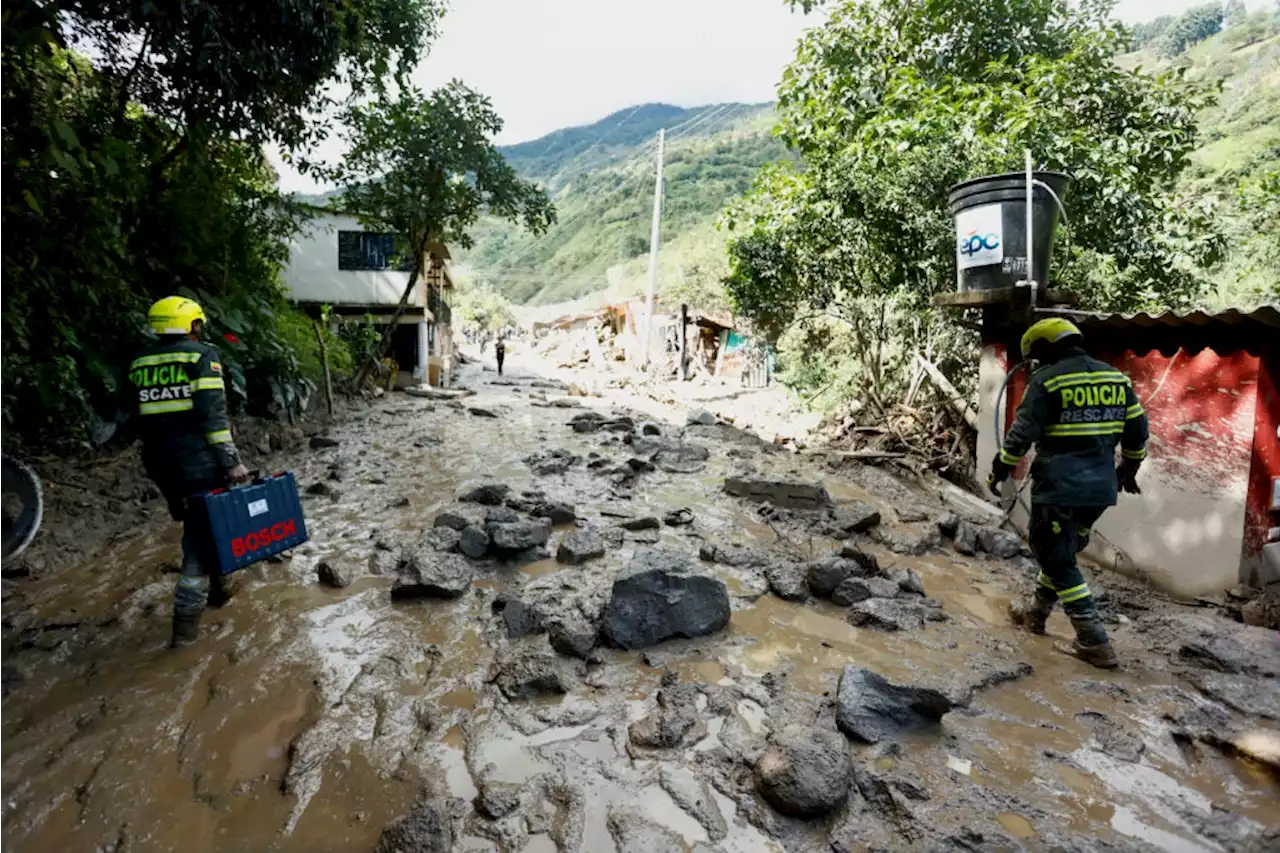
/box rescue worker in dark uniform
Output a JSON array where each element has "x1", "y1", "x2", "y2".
[
  {"x1": 129, "y1": 297, "x2": 250, "y2": 647},
  {"x1": 988, "y1": 318, "x2": 1148, "y2": 669},
  {"x1": 495, "y1": 333, "x2": 506, "y2": 376}
]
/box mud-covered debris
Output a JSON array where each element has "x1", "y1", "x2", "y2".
[
  {"x1": 568, "y1": 411, "x2": 607, "y2": 433},
  {"x1": 1077, "y1": 710, "x2": 1146, "y2": 762},
  {"x1": 619, "y1": 516, "x2": 660, "y2": 532},
  {"x1": 389, "y1": 495, "x2": 410, "y2": 508},
  {"x1": 524, "y1": 448, "x2": 581, "y2": 476},
  {"x1": 622, "y1": 457, "x2": 655, "y2": 473},
  {"x1": 847, "y1": 597, "x2": 948, "y2": 631},
  {"x1": 374, "y1": 803, "x2": 451, "y2": 853},
  {"x1": 459, "y1": 525, "x2": 490, "y2": 559},
  {"x1": 434, "y1": 510, "x2": 471, "y2": 531},
  {"x1": 807, "y1": 553, "x2": 880, "y2": 598},
  {"x1": 602, "y1": 548, "x2": 730, "y2": 649},
  {"x1": 836, "y1": 665, "x2": 963, "y2": 743},
  {"x1": 309, "y1": 435, "x2": 339, "y2": 450},
  {"x1": 491, "y1": 641, "x2": 580, "y2": 700},
  {"x1": 953, "y1": 521, "x2": 978, "y2": 555},
  {"x1": 1009, "y1": 555, "x2": 1040, "y2": 575},
  {"x1": 485, "y1": 506, "x2": 521, "y2": 524},
  {"x1": 977, "y1": 528, "x2": 1022, "y2": 559},
  {"x1": 422, "y1": 526, "x2": 461, "y2": 553},
  {"x1": 831, "y1": 576, "x2": 901, "y2": 606},
  {"x1": 687, "y1": 408, "x2": 716, "y2": 426},
  {"x1": 897, "y1": 507, "x2": 929, "y2": 523},
  {"x1": 607, "y1": 808, "x2": 685, "y2": 853},
  {"x1": 870, "y1": 526, "x2": 943, "y2": 556},
  {"x1": 936, "y1": 512, "x2": 960, "y2": 538},
  {"x1": 488, "y1": 519, "x2": 552, "y2": 553},
  {"x1": 468, "y1": 406, "x2": 499, "y2": 418},
  {"x1": 305, "y1": 481, "x2": 335, "y2": 497},
  {"x1": 891, "y1": 567, "x2": 926, "y2": 596},
  {"x1": 766, "y1": 562, "x2": 809, "y2": 602},
  {"x1": 653, "y1": 444, "x2": 710, "y2": 474},
  {"x1": 557, "y1": 528, "x2": 606, "y2": 565},
  {"x1": 756, "y1": 725, "x2": 853, "y2": 817},
  {"x1": 492, "y1": 594, "x2": 544, "y2": 638},
  {"x1": 475, "y1": 780, "x2": 523, "y2": 820},
  {"x1": 460, "y1": 482, "x2": 511, "y2": 505},
  {"x1": 392, "y1": 550, "x2": 472, "y2": 600},
  {"x1": 699, "y1": 543, "x2": 766, "y2": 567},
  {"x1": 1182, "y1": 670, "x2": 1280, "y2": 720},
  {"x1": 723, "y1": 476, "x2": 831, "y2": 509},
  {"x1": 663, "y1": 507, "x2": 695, "y2": 527},
  {"x1": 659, "y1": 766, "x2": 727, "y2": 841},
  {"x1": 628, "y1": 682, "x2": 702, "y2": 748},
  {"x1": 531, "y1": 500, "x2": 576, "y2": 525},
  {"x1": 1175, "y1": 617, "x2": 1280, "y2": 677},
  {"x1": 831, "y1": 501, "x2": 881, "y2": 534},
  {"x1": 316, "y1": 560, "x2": 354, "y2": 589}
]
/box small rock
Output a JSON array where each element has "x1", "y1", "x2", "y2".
[
  {"x1": 531, "y1": 500, "x2": 576, "y2": 525},
  {"x1": 663, "y1": 508, "x2": 695, "y2": 527},
  {"x1": 832, "y1": 501, "x2": 881, "y2": 534},
  {"x1": 687, "y1": 409, "x2": 716, "y2": 426},
  {"x1": 317, "y1": 560, "x2": 355, "y2": 588},
  {"x1": 1010, "y1": 555, "x2": 1040, "y2": 575},
  {"x1": 492, "y1": 642, "x2": 579, "y2": 700},
  {"x1": 461, "y1": 483, "x2": 511, "y2": 505},
  {"x1": 607, "y1": 809, "x2": 685, "y2": 853},
  {"x1": 807, "y1": 553, "x2": 879, "y2": 598},
  {"x1": 624, "y1": 457, "x2": 655, "y2": 473},
  {"x1": 846, "y1": 597, "x2": 947, "y2": 631},
  {"x1": 390, "y1": 496, "x2": 410, "y2": 508},
  {"x1": 953, "y1": 521, "x2": 978, "y2": 556},
  {"x1": 891, "y1": 568, "x2": 926, "y2": 596},
  {"x1": 640, "y1": 422, "x2": 663, "y2": 436},
  {"x1": 557, "y1": 528, "x2": 606, "y2": 565},
  {"x1": 305, "y1": 481, "x2": 334, "y2": 497},
  {"x1": 309, "y1": 436, "x2": 339, "y2": 450},
  {"x1": 525, "y1": 448, "x2": 581, "y2": 476},
  {"x1": 628, "y1": 682, "x2": 702, "y2": 748},
  {"x1": 459, "y1": 525, "x2": 490, "y2": 559},
  {"x1": 619, "y1": 516, "x2": 661, "y2": 531},
  {"x1": 486, "y1": 506, "x2": 521, "y2": 524},
  {"x1": 723, "y1": 476, "x2": 831, "y2": 509},
  {"x1": 755, "y1": 725, "x2": 853, "y2": 817},
  {"x1": 836, "y1": 665, "x2": 963, "y2": 743},
  {"x1": 936, "y1": 512, "x2": 960, "y2": 538},
  {"x1": 699, "y1": 544, "x2": 765, "y2": 567},
  {"x1": 831, "y1": 576, "x2": 900, "y2": 606},
  {"x1": 375, "y1": 804, "x2": 451, "y2": 853},
  {"x1": 475, "y1": 781, "x2": 522, "y2": 820},
  {"x1": 392, "y1": 551, "x2": 472, "y2": 599},
  {"x1": 897, "y1": 508, "x2": 929, "y2": 523},
  {"x1": 602, "y1": 549, "x2": 730, "y2": 649},
  {"x1": 977, "y1": 528, "x2": 1022, "y2": 559},
  {"x1": 766, "y1": 562, "x2": 809, "y2": 602},
  {"x1": 423, "y1": 526, "x2": 461, "y2": 553},
  {"x1": 489, "y1": 519, "x2": 552, "y2": 552},
  {"x1": 468, "y1": 406, "x2": 499, "y2": 418},
  {"x1": 434, "y1": 511, "x2": 471, "y2": 531},
  {"x1": 653, "y1": 444, "x2": 710, "y2": 474},
  {"x1": 492, "y1": 594, "x2": 543, "y2": 638}
]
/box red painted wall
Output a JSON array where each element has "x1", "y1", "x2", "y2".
[{"x1": 1244, "y1": 348, "x2": 1279, "y2": 575}]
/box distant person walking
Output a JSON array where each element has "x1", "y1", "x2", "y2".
[{"x1": 495, "y1": 333, "x2": 506, "y2": 376}]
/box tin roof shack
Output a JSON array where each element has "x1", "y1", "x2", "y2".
[{"x1": 975, "y1": 305, "x2": 1280, "y2": 596}]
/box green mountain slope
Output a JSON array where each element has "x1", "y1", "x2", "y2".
[{"x1": 459, "y1": 102, "x2": 788, "y2": 306}]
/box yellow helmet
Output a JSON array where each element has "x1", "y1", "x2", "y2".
[
  {"x1": 1020, "y1": 317, "x2": 1082, "y2": 358},
  {"x1": 147, "y1": 296, "x2": 206, "y2": 336}
]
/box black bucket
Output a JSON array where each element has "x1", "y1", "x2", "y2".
[{"x1": 947, "y1": 171, "x2": 1070, "y2": 292}]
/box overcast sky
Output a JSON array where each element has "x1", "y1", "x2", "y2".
[{"x1": 271, "y1": 0, "x2": 1241, "y2": 193}]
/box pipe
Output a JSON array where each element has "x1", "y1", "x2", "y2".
[{"x1": 1025, "y1": 149, "x2": 1036, "y2": 309}]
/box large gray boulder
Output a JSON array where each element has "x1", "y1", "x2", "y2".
[
  {"x1": 723, "y1": 476, "x2": 831, "y2": 510},
  {"x1": 836, "y1": 665, "x2": 963, "y2": 743},
  {"x1": 601, "y1": 549, "x2": 730, "y2": 649},
  {"x1": 755, "y1": 725, "x2": 853, "y2": 817},
  {"x1": 375, "y1": 803, "x2": 451, "y2": 853},
  {"x1": 391, "y1": 549, "x2": 472, "y2": 599}
]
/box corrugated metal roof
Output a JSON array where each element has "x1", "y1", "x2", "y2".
[{"x1": 1039, "y1": 304, "x2": 1280, "y2": 330}]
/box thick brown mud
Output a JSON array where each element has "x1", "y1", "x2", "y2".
[{"x1": 3, "y1": 360, "x2": 1278, "y2": 853}]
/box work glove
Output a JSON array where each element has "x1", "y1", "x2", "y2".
[
  {"x1": 1117, "y1": 458, "x2": 1142, "y2": 495},
  {"x1": 987, "y1": 455, "x2": 1012, "y2": 497}
]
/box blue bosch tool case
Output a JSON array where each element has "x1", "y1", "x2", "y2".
[{"x1": 187, "y1": 472, "x2": 309, "y2": 574}]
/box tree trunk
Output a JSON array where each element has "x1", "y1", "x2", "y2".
[
  {"x1": 314, "y1": 321, "x2": 335, "y2": 416},
  {"x1": 353, "y1": 234, "x2": 430, "y2": 390}
]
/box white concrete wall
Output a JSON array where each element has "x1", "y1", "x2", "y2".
[
  {"x1": 282, "y1": 214, "x2": 423, "y2": 308},
  {"x1": 976, "y1": 344, "x2": 1249, "y2": 598}
]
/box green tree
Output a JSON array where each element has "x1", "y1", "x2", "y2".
[
  {"x1": 316, "y1": 83, "x2": 556, "y2": 384},
  {"x1": 1159, "y1": 3, "x2": 1225, "y2": 57},
  {"x1": 726, "y1": 0, "x2": 1221, "y2": 401}
]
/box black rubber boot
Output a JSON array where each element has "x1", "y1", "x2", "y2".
[
  {"x1": 1009, "y1": 588, "x2": 1056, "y2": 635},
  {"x1": 206, "y1": 572, "x2": 239, "y2": 609},
  {"x1": 171, "y1": 608, "x2": 202, "y2": 648},
  {"x1": 1068, "y1": 612, "x2": 1118, "y2": 669}
]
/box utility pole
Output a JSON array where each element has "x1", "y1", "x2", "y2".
[{"x1": 642, "y1": 128, "x2": 665, "y2": 366}]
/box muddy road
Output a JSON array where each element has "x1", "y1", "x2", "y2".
[{"x1": 3, "y1": 360, "x2": 1278, "y2": 853}]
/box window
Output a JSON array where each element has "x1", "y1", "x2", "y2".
[{"x1": 337, "y1": 231, "x2": 413, "y2": 271}]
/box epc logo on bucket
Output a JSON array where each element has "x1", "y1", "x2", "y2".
[{"x1": 955, "y1": 204, "x2": 1004, "y2": 269}]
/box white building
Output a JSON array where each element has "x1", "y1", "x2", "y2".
[{"x1": 281, "y1": 211, "x2": 454, "y2": 386}]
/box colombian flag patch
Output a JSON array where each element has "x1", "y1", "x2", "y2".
[{"x1": 211, "y1": 362, "x2": 222, "y2": 373}]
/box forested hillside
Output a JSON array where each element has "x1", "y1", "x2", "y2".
[{"x1": 458, "y1": 102, "x2": 787, "y2": 306}]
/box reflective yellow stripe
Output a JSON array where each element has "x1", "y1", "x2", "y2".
[
  {"x1": 205, "y1": 429, "x2": 233, "y2": 445},
  {"x1": 999, "y1": 448, "x2": 1023, "y2": 466},
  {"x1": 1057, "y1": 583, "x2": 1091, "y2": 603},
  {"x1": 1037, "y1": 572, "x2": 1057, "y2": 590},
  {"x1": 1125, "y1": 403, "x2": 1145, "y2": 420},
  {"x1": 139, "y1": 399, "x2": 194, "y2": 415},
  {"x1": 130, "y1": 352, "x2": 202, "y2": 369},
  {"x1": 1045, "y1": 423, "x2": 1124, "y2": 436},
  {"x1": 1121, "y1": 447, "x2": 1147, "y2": 460},
  {"x1": 1043, "y1": 371, "x2": 1128, "y2": 392},
  {"x1": 191, "y1": 377, "x2": 224, "y2": 391}
]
